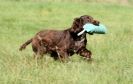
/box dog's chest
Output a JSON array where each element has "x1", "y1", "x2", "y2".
[{"x1": 71, "y1": 33, "x2": 86, "y2": 51}]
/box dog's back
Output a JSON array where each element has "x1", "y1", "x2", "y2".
[{"x1": 34, "y1": 29, "x2": 73, "y2": 50}]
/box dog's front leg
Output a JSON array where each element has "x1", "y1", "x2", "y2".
[{"x1": 78, "y1": 48, "x2": 92, "y2": 60}]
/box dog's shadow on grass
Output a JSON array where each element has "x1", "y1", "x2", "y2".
[{"x1": 82, "y1": 58, "x2": 95, "y2": 63}]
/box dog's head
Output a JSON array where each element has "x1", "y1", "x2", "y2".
[{"x1": 70, "y1": 15, "x2": 100, "y2": 34}]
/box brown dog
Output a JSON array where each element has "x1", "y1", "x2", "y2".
[{"x1": 19, "y1": 15, "x2": 100, "y2": 61}]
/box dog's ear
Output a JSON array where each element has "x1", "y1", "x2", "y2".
[
  {"x1": 70, "y1": 18, "x2": 83, "y2": 33},
  {"x1": 73, "y1": 18, "x2": 81, "y2": 26}
]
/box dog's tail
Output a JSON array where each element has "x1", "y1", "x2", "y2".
[{"x1": 19, "y1": 38, "x2": 32, "y2": 51}]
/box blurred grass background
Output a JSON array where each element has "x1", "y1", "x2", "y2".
[{"x1": 0, "y1": 0, "x2": 133, "y2": 84}]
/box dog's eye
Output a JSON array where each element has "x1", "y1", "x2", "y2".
[{"x1": 87, "y1": 19, "x2": 91, "y2": 22}]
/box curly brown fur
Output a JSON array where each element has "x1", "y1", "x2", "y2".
[{"x1": 19, "y1": 15, "x2": 100, "y2": 61}]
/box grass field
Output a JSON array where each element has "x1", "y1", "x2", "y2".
[{"x1": 0, "y1": 0, "x2": 133, "y2": 84}]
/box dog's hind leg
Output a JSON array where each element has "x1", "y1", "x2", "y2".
[
  {"x1": 32, "y1": 40, "x2": 46, "y2": 59},
  {"x1": 32, "y1": 44, "x2": 46, "y2": 65},
  {"x1": 56, "y1": 49, "x2": 69, "y2": 62},
  {"x1": 55, "y1": 46, "x2": 62, "y2": 62}
]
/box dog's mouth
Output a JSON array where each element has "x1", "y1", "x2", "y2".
[
  {"x1": 77, "y1": 23, "x2": 95, "y2": 36},
  {"x1": 77, "y1": 23, "x2": 107, "y2": 36}
]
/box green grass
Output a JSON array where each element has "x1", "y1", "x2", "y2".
[{"x1": 0, "y1": 0, "x2": 133, "y2": 84}]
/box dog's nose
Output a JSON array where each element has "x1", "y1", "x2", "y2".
[{"x1": 93, "y1": 20, "x2": 100, "y2": 26}]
